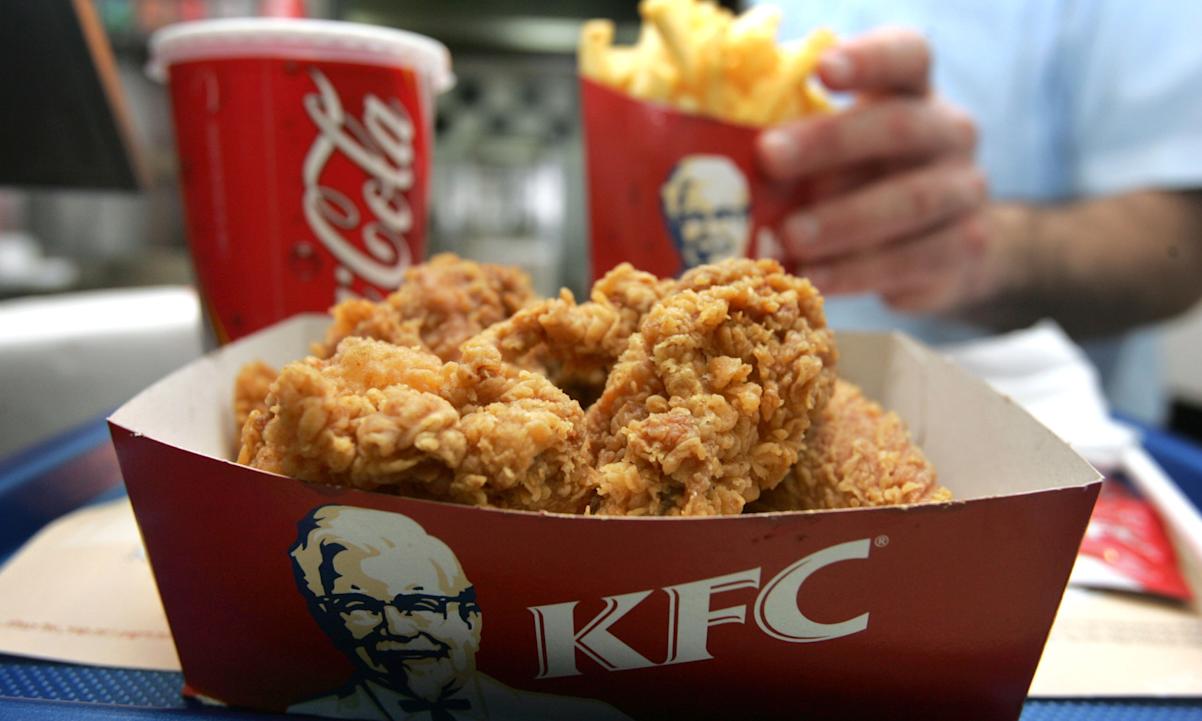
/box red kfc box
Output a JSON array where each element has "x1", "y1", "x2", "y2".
[{"x1": 108, "y1": 315, "x2": 1100, "y2": 721}]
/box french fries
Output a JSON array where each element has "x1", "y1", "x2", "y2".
[{"x1": 579, "y1": 0, "x2": 835, "y2": 126}]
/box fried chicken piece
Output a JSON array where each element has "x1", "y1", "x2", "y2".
[
  {"x1": 233, "y1": 360, "x2": 277, "y2": 433},
  {"x1": 751, "y1": 379, "x2": 951, "y2": 512},
  {"x1": 319, "y1": 297, "x2": 425, "y2": 356},
  {"x1": 586, "y1": 258, "x2": 837, "y2": 516},
  {"x1": 676, "y1": 256, "x2": 774, "y2": 292},
  {"x1": 473, "y1": 263, "x2": 674, "y2": 405},
  {"x1": 313, "y1": 253, "x2": 537, "y2": 361},
  {"x1": 591, "y1": 263, "x2": 677, "y2": 331},
  {"x1": 237, "y1": 336, "x2": 594, "y2": 513}
]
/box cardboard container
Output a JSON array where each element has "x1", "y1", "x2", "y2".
[
  {"x1": 581, "y1": 78, "x2": 809, "y2": 281},
  {"x1": 109, "y1": 315, "x2": 1100, "y2": 721}
]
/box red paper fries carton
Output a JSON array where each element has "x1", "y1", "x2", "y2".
[
  {"x1": 582, "y1": 78, "x2": 807, "y2": 281},
  {"x1": 109, "y1": 315, "x2": 1100, "y2": 721}
]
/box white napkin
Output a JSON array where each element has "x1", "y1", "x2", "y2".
[
  {"x1": 942, "y1": 321, "x2": 1138, "y2": 468},
  {"x1": 0, "y1": 499, "x2": 180, "y2": 671}
]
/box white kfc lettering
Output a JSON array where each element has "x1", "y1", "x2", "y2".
[
  {"x1": 754, "y1": 538, "x2": 872, "y2": 642},
  {"x1": 663, "y1": 568, "x2": 761, "y2": 665},
  {"x1": 528, "y1": 539, "x2": 872, "y2": 679},
  {"x1": 303, "y1": 69, "x2": 415, "y2": 300},
  {"x1": 530, "y1": 591, "x2": 658, "y2": 679}
]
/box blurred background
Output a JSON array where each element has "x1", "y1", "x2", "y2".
[{"x1": 0, "y1": 0, "x2": 1199, "y2": 458}]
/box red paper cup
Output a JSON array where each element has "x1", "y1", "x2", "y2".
[
  {"x1": 150, "y1": 19, "x2": 453, "y2": 343},
  {"x1": 581, "y1": 78, "x2": 809, "y2": 281}
]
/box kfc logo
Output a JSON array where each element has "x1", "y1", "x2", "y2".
[
  {"x1": 660, "y1": 155, "x2": 751, "y2": 271},
  {"x1": 530, "y1": 539, "x2": 872, "y2": 679},
  {"x1": 289, "y1": 506, "x2": 631, "y2": 721},
  {"x1": 303, "y1": 70, "x2": 417, "y2": 302}
]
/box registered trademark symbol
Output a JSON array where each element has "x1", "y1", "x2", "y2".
[{"x1": 874, "y1": 535, "x2": 889, "y2": 548}]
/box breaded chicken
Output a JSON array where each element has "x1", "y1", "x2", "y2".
[
  {"x1": 590, "y1": 263, "x2": 677, "y2": 335},
  {"x1": 234, "y1": 255, "x2": 536, "y2": 440},
  {"x1": 751, "y1": 379, "x2": 951, "y2": 511},
  {"x1": 238, "y1": 336, "x2": 594, "y2": 513},
  {"x1": 233, "y1": 256, "x2": 949, "y2": 517},
  {"x1": 585, "y1": 258, "x2": 837, "y2": 516},
  {"x1": 233, "y1": 360, "x2": 276, "y2": 434},
  {"x1": 313, "y1": 253, "x2": 537, "y2": 361},
  {"x1": 473, "y1": 263, "x2": 674, "y2": 406}
]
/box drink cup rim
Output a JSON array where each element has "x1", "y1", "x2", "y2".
[{"x1": 147, "y1": 17, "x2": 454, "y2": 93}]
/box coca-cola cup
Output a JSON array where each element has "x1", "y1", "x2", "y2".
[
  {"x1": 150, "y1": 19, "x2": 453, "y2": 343},
  {"x1": 581, "y1": 78, "x2": 809, "y2": 281}
]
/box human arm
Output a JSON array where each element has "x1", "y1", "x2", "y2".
[
  {"x1": 756, "y1": 28, "x2": 1202, "y2": 337},
  {"x1": 965, "y1": 192, "x2": 1202, "y2": 338}
]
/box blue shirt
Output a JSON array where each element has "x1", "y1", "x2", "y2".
[{"x1": 764, "y1": 0, "x2": 1202, "y2": 421}]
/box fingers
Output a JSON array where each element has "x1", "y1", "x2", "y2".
[
  {"x1": 819, "y1": 27, "x2": 931, "y2": 95},
  {"x1": 801, "y1": 213, "x2": 990, "y2": 313},
  {"x1": 805, "y1": 159, "x2": 891, "y2": 203},
  {"x1": 779, "y1": 160, "x2": 987, "y2": 262},
  {"x1": 753, "y1": 25, "x2": 987, "y2": 317},
  {"x1": 758, "y1": 99, "x2": 976, "y2": 181}
]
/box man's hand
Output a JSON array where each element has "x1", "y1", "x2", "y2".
[{"x1": 756, "y1": 28, "x2": 991, "y2": 313}]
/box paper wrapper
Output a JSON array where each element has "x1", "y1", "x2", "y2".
[{"x1": 581, "y1": 78, "x2": 808, "y2": 280}]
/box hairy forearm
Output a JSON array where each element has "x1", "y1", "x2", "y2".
[{"x1": 959, "y1": 191, "x2": 1202, "y2": 338}]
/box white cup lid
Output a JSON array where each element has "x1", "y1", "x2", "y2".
[{"x1": 148, "y1": 18, "x2": 454, "y2": 93}]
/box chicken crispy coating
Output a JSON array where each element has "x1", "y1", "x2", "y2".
[
  {"x1": 591, "y1": 263, "x2": 677, "y2": 332},
  {"x1": 238, "y1": 336, "x2": 594, "y2": 513},
  {"x1": 475, "y1": 263, "x2": 674, "y2": 405},
  {"x1": 751, "y1": 379, "x2": 951, "y2": 511},
  {"x1": 676, "y1": 257, "x2": 775, "y2": 292},
  {"x1": 585, "y1": 258, "x2": 837, "y2": 516},
  {"x1": 313, "y1": 253, "x2": 536, "y2": 361},
  {"x1": 233, "y1": 360, "x2": 277, "y2": 434}
]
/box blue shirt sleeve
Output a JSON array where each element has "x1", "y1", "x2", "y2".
[{"x1": 1064, "y1": 0, "x2": 1202, "y2": 195}]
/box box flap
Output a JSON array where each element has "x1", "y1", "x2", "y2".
[
  {"x1": 838, "y1": 332, "x2": 1100, "y2": 499},
  {"x1": 109, "y1": 314, "x2": 328, "y2": 460}
]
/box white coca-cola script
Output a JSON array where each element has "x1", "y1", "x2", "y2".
[
  {"x1": 529, "y1": 538, "x2": 873, "y2": 678},
  {"x1": 303, "y1": 69, "x2": 416, "y2": 301}
]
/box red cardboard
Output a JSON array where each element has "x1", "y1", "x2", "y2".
[
  {"x1": 109, "y1": 316, "x2": 1100, "y2": 721},
  {"x1": 581, "y1": 78, "x2": 808, "y2": 281},
  {"x1": 1077, "y1": 478, "x2": 1192, "y2": 601}
]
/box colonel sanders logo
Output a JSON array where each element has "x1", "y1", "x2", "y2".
[
  {"x1": 288, "y1": 505, "x2": 631, "y2": 721},
  {"x1": 660, "y1": 155, "x2": 751, "y2": 271}
]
